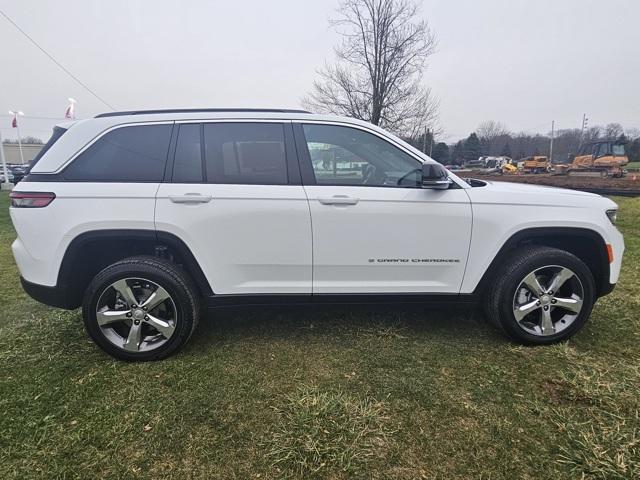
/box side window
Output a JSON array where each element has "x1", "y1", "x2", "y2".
[
  {"x1": 172, "y1": 124, "x2": 203, "y2": 183},
  {"x1": 64, "y1": 124, "x2": 172, "y2": 182},
  {"x1": 301, "y1": 124, "x2": 421, "y2": 187},
  {"x1": 204, "y1": 123, "x2": 288, "y2": 185},
  {"x1": 596, "y1": 143, "x2": 610, "y2": 158}
]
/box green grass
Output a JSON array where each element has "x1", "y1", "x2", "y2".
[
  {"x1": 1, "y1": 191, "x2": 639, "y2": 479},
  {"x1": 626, "y1": 161, "x2": 640, "y2": 170}
]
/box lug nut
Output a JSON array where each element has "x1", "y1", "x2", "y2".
[
  {"x1": 126, "y1": 312, "x2": 132, "y2": 317},
  {"x1": 134, "y1": 320, "x2": 140, "y2": 325},
  {"x1": 536, "y1": 301, "x2": 541, "y2": 306},
  {"x1": 144, "y1": 316, "x2": 149, "y2": 320},
  {"x1": 543, "y1": 306, "x2": 549, "y2": 311},
  {"x1": 551, "y1": 299, "x2": 557, "y2": 304}
]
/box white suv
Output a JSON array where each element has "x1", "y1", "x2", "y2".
[{"x1": 9, "y1": 109, "x2": 624, "y2": 360}]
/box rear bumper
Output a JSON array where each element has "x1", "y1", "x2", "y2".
[{"x1": 20, "y1": 277, "x2": 75, "y2": 309}]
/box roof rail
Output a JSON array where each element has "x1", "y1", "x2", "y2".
[{"x1": 95, "y1": 108, "x2": 311, "y2": 118}]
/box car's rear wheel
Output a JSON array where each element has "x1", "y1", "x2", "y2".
[
  {"x1": 485, "y1": 246, "x2": 596, "y2": 344},
  {"x1": 82, "y1": 256, "x2": 200, "y2": 361}
]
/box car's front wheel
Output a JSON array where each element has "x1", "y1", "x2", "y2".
[
  {"x1": 82, "y1": 256, "x2": 200, "y2": 361},
  {"x1": 485, "y1": 246, "x2": 596, "y2": 344}
]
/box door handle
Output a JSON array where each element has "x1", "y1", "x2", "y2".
[
  {"x1": 318, "y1": 195, "x2": 359, "y2": 205},
  {"x1": 168, "y1": 193, "x2": 212, "y2": 204}
]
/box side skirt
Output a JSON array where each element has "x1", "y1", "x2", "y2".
[{"x1": 204, "y1": 293, "x2": 480, "y2": 309}]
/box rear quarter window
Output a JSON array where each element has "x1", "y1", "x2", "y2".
[{"x1": 63, "y1": 124, "x2": 173, "y2": 182}]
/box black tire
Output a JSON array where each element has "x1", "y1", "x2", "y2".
[
  {"x1": 484, "y1": 246, "x2": 595, "y2": 345},
  {"x1": 82, "y1": 256, "x2": 200, "y2": 361}
]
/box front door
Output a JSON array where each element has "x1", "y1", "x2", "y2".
[
  {"x1": 155, "y1": 121, "x2": 312, "y2": 295},
  {"x1": 294, "y1": 122, "x2": 472, "y2": 294}
]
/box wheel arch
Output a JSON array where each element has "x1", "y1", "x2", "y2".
[
  {"x1": 57, "y1": 229, "x2": 213, "y2": 309},
  {"x1": 474, "y1": 227, "x2": 610, "y2": 298}
]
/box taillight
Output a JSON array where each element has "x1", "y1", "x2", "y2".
[{"x1": 9, "y1": 191, "x2": 56, "y2": 208}]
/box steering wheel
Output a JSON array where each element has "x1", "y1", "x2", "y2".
[
  {"x1": 362, "y1": 164, "x2": 379, "y2": 185},
  {"x1": 396, "y1": 168, "x2": 422, "y2": 186}
]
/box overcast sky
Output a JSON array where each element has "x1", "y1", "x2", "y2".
[{"x1": 1, "y1": 0, "x2": 638, "y2": 142}]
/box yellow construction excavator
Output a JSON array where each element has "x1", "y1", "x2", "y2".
[
  {"x1": 502, "y1": 162, "x2": 518, "y2": 174},
  {"x1": 554, "y1": 140, "x2": 628, "y2": 177}
]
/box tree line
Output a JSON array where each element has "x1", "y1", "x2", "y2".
[
  {"x1": 415, "y1": 121, "x2": 640, "y2": 165},
  {"x1": 2, "y1": 136, "x2": 44, "y2": 145}
]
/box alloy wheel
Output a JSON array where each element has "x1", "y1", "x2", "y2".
[
  {"x1": 96, "y1": 277, "x2": 177, "y2": 352},
  {"x1": 512, "y1": 265, "x2": 584, "y2": 336}
]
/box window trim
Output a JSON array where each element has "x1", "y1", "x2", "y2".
[{"x1": 293, "y1": 121, "x2": 424, "y2": 189}]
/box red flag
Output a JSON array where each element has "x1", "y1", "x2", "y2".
[{"x1": 11, "y1": 114, "x2": 17, "y2": 128}]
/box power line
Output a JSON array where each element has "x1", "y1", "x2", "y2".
[
  {"x1": 0, "y1": 8, "x2": 115, "y2": 111},
  {"x1": 0, "y1": 114, "x2": 68, "y2": 120}
]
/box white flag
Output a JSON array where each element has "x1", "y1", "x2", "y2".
[{"x1": 65, "y1": 98, "x2": 77, "y2": 119}]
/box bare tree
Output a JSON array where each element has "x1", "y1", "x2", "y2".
[
  {"x1": 604, "y1": 122, "x2": 624, "y2": 139},
  {"x1": 304, "y1": 0, "x2": 439, "y2": 136},
  {"x1": 625, "y1": 127, "x2": 640, "y2": 140},
  {"x1": 477, "y1": 120, "x2": 510, "y2": 156},
  {"x1": 584, "y1": 126, "x2": 602, "y2": 143}
]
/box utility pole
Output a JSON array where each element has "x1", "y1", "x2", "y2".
[
  {"x1": 423, "y1": 126, "x2": 427, "y2": 154},
  {"x1": 549, "y1": 120, "x2": 555, "y2": 163},
  {"x1": 579, "y1": 113, "x2": 588, "y2": 147},
  {"x1": 429, "y1": 130, "x2": 434, "y2": 157}
]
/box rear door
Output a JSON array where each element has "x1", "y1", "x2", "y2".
[{"x1": 155, "y1": 121, "x2": 312, "y2": 295}]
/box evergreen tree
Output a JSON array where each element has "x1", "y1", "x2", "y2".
[
  {"x1": 432, "y1": 142, "x2": 450, "y2": 164},
  {"x1": 463, "y1": 133, "x2": 481, "y2": 162},
  {"x1": 628, "y1": 138, "x2": 640, "y2": 162},
  {"x1": 500, "y1": 142, "x2": 512, "y2": 158},
  {"x1": 452, "y1": 140, "x2": 464, "y2": 165}
]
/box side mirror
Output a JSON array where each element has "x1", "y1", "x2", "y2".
[{"x1": 422, "y1": 163, "x2": 451, "y2": 190}]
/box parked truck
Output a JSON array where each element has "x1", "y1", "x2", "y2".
[{"x1": 522, "y1": 156, "x2": 550, "y2": 174}]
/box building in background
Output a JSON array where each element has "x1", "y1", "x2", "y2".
[{"x1": 1, "y1": 143, "x2": 43, "y2": 164}]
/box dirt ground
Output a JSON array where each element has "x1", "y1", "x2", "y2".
[{"x1": 474, "y1": 172, "x2": 640, "y2": 192}]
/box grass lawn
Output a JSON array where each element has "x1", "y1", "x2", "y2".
[
  {"x1": 1, "y1": 191, "x2": 639, "y2": 479},
  {"x1": 626, "y1": 161, "x2": 640, "y2": 170}
]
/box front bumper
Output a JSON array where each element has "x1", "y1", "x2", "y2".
[{"x1": 598, "y1": 282, "x2": 617, "y2": 297}]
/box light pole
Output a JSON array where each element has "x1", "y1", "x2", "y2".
[
  {"x1": 9, "y1": 110, "x2": 25, "y2": 164},
  {"x1": 549, "y1": 120, "x2": 555, "y2": 163},
  {"x1": 0, "y1": 130, "x2": 10, "y2": 188}
]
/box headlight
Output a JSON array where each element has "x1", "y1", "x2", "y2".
[{"x1": 606, "y1": 209, "x2": 618, "y2": 225}]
